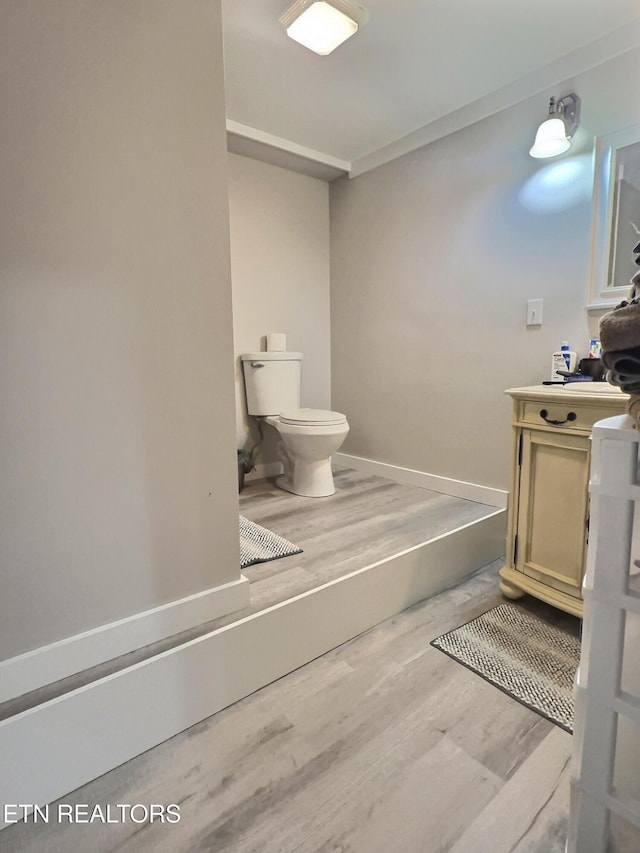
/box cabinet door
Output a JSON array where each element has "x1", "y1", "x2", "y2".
[{"x1": 516, "y1": 429, "x2": 590, "y2": 596}]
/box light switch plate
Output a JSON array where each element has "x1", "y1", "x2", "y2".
[{"x1": 527, "y1": 299, "x2": 543, "y2": 327}]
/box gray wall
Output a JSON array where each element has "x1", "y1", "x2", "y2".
[
  {"x1": 330, "y1": 48, "x2": 640, "y2": 491},
  {"x1": 0, "y1": 0, "x2": 240, "y2": 659},
  {"x1": 228, "y1": 154, "x2": 331, "y2": 467}
]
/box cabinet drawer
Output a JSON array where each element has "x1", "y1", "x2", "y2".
[{"x1": 519, "y1": 401, "x2": 616, "y2": 432}]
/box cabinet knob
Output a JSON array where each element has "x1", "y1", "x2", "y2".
[{"x1": 539, "y1": 408, "x2": 577, "y2": 426}]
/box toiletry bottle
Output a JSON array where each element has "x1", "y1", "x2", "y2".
[{"x1": 551, "y1": 341, "x2": 577, "y2": 380}]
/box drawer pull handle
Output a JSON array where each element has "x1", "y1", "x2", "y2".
[{"x1": 539, "y1": 408, "x2": 577, "y2": 426}]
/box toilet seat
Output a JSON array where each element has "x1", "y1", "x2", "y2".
[{"x1": 279, "y1": 408, "x2": 347, "y2": 427}]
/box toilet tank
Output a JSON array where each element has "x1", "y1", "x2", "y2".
[{"x1": 241, "y1": 352, "x2": 303, "y2": 416}]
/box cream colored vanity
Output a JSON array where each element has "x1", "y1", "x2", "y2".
[{"x1": 499, "y1": 384, "x2": 628, "y2": 617}]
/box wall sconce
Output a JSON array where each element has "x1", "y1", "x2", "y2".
[
  {"x1": 279, "y1": 0, "x2": 369, "y2": 55},
  {"x1": 529, "y1": 94, "x2": 581, "y2": 159}
]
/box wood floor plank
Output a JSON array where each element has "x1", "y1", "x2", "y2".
[
  {"x1": 421, "y1": 675, "x2": 555, "y2": 783},
  {"x1": 0, "y1": 467, "x2": 498, "y2": 720},
  {"x1": 240, "y1": 468, "x2": 495, "y2": 617},
  {"x1": 291, "y1": 736, "x2": 503, "y2": 853},
  {"x1": 240, "y1": 468, "x2": 496, "y2": 595},
  {"x1": 448, "y1": 725, "x2": 571, "y2": 853},
  {"x1": 1, "y1": 561, "x2": 579, "y2": 853}
]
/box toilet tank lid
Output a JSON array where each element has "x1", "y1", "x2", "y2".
[
  {"x1": 280, "y1": 408, "x2": 347, "y2": 426},
  {"x1": 240, "y1": 352, "x2": 302, "y2": 361}
]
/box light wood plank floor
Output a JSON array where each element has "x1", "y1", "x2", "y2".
[
  {"x1": 1, "y1": 469, "x2": 498, "y2": 720},
  {"x1": 3, "y1": 562, "x2": 578, "y2": 853},
  {"x1": 238, "y1": 467, "x2": 499, "y2": 613}
]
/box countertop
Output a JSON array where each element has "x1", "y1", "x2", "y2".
[{"x1": 506, "y1": 384, "x2": 629, "y2": 403}]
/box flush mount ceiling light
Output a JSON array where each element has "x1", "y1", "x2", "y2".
[
  {"x1": 529, "y1": 94, "x2": 581, "y2": 159},
  {"x1": 279, "y1": 0, "x2": 369, "y2": 56}
]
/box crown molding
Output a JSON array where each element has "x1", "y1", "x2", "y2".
[
  {"x1": 349, "y1": 21, "x2": 640, "y2": 177},
  {"x1": 226, "y1": 20, "x2": 640, "y2": 182}
]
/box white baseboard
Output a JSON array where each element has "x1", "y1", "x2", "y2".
[
  {"x1": 0, "y1": 510, "x2": 505, "y2": 826},
  {"x1": 334, "y1": 452, "x2": 508, "y2": 509},
  {"x1": 0, "y1": 575, "x2": 250, "y2": 705}
]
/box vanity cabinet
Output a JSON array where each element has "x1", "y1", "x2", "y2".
[{"x1": 499, "y1": 385, "x2": 628, "y2": 617}]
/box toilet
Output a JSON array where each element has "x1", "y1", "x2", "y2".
[{"x1": 241, "y1": 351, "x2": 349, "y2": 497}]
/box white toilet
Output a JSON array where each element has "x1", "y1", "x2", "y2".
[{"x1": 241, "y1": 351, "x2": 349, "y2": 497}]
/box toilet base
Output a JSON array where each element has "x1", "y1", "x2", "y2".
[{"x1": 275, "y1": 458, "x2": 336, "y2": 498}]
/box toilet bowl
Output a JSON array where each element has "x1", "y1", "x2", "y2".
[
  {"x1": 240, "y1": 350, "x2": 349, "y2": 497},
  {"x1": 265, "y1": 408, "x2": 349, "y2": 497}
]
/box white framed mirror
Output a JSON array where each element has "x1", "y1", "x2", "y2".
[{"x1": 587, "y1": 123, "x2": 640, "y2": 311}]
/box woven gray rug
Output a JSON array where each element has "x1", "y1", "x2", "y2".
[
  {"x1": 431, "y1": 603, "x2": 580, "y2": 732},
  {"x1": 239, "y1": 515, "x2": 303, "y2": 569}
]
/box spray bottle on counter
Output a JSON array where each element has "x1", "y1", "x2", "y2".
[{"x1": 550, "y1": 341, "x2": 577, "y2": 381}]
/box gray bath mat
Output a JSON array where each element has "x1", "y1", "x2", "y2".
[
  {"x1": 239, "y1": 516, "x2": 303, "y2": 569},
  {"x1": 431, "y1": 603, "x2": 580, "y2": 732}
]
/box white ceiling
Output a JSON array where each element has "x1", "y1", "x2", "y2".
[{"x1": 222, "y1": 0, "x2": 640, "y2": 178}]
